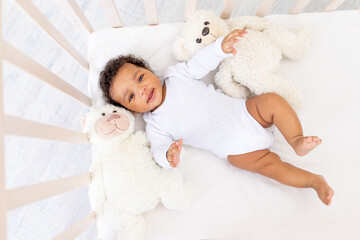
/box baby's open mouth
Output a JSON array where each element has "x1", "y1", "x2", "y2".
[{"x1": 147, "y1": 89, "x2": 154, "y2": 103}]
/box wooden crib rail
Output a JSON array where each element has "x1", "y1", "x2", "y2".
[
  {"x1": 53, "y1": 212, "x2": 96, "y2": 240},
  {"x1": 2, "y1": 41, "x2": 92, "y2": 107},
  {"x1": 55, "y1": 0, "x2": 94, "y2": 40},
  {"x1": 6, "y1": 174, "x2": 91, "y2": 210},
  {"x1": 323, "y1": 0, "x2": 345, "y2": 12},
  {"x1": 0, "y1": 0, "x2": 6, "y2": 237},
  {"x1": 290, "y1": 0, "x2": 312, "y2": 14},
  {"x1": 145, "y1": 0, "x2": 159, "y2": 25},
  {"x1": 221, "y1": 0, "x2": 237, "y2": 19},
  {"x1": 3, "y1": 115, "x2": 89, "y2": 144},
  {"x1": 101, "y1": 0, "x2": 123, "y2": 28},
  {"x1": 12, "y1": 0, "x2": 89, "y2": 70}
]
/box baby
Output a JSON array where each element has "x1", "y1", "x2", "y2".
[{"x1": 99, "y1": 29, "x2": 334, "y2": 206}]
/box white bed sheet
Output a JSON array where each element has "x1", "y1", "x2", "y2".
[{"x1": 87, "y1": 10, "x2": 360, "y2": 239}]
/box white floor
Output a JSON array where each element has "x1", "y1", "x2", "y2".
[{"x1": 2, "y1": 0, "x2": 360, "y2": 239}]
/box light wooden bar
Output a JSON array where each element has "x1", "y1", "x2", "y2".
[
  {"x1": 2, "y1": 41, "x2": 92, "y2": 107},
  {"x1": 323, "y1": 0, "x2": 345, "y2": 12},
  {"x1": 290, "y1": 0, "x2": 311, "y2": 14},
  {"x1": 0, "y1": 0, "x2": 7, "y2": 239},
  {"x1": 55, "y1": 0, "x2": 94, "y2": 40},
  {"x1": 6, "y1": 174, "x2": 91, "y2": 210},
  {"x1": 256, "y1": 0, "x2": 276, "y2": 17},
  {"x1": 3, "y1": 115, "x2": 89, "y2": 144},
  {"x1": 144, "y1": 0, "x2": 159, "y2": 25},
  {"x1": 220, "y1": 0, "x2": 237, "y2": 19},
  {"x1": 12, "y1": 0, "x2": 89, "y2": 70},
  {"x1": 185, "y1": 0, "x2": 197, "y2": 20},
  {"x1": 101, "y1": 0, "x2": 123, "y2": 27},
  {"x1": 53, "y1": 212, "x2": 96, "y2": 240}
]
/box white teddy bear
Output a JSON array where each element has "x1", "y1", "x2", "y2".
[
  {"x1": 82, "y1": 104, "x2": 193, "y2": 240},
  {"x1": 174, "y1": 10, "x2": 313, "y2": 110}
]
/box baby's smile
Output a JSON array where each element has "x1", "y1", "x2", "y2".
[{"x1": 110, "y1": 63, "x2": 165, "y2": 113}]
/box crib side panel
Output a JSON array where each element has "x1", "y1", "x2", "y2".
[
  {"x1": 54, "y1": 0, "x2": 94, "y2": 40},
  {"x1": 12, "y1": 0, "x2": 89, "y2": 70},
  {"x1": 101, "y1": 0, "x2": 123, "y2": 27},
  {"x1": 0, "y1": 0, "x2": 8, "y2": 238}
]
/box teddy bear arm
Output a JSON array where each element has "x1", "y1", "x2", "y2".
[
  {"x1": 264, "y1": 26, "x2": 313, "y2": 61},
  {"x1": 215, "y1": 63, "x2": 250, "y2": 99},
  {"x1": 88, "y1": 165, "x2": 106, "y2": 216},
  {"x1": 229, "y1": 16, "x2": 270, "y2": 32}
]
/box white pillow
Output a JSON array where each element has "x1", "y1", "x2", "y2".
[{"x1": 87, "y1": 10, "x2": 360, "y2": 240}]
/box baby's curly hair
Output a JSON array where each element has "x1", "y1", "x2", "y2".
[{"x1": 99, "y1": 54, "x2": 152, "y2": 108}]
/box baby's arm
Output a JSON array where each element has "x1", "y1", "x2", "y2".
[
  {"x1": 146, "y1": 122, "x2": 181, "y2": 168},
  {"x1": 168, "y1": 29, "x2": 247, "y2": 80}
]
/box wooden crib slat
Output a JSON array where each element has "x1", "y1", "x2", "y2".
[
  {"x1": 184, "y1": 0, "x2": 197, "y2": 20},
  {"x1": 55, "y1": 0, "x2": 94, "y2": 40},
  {"x1": 6, "y1": 174, "x2": 91, "y2": 210},
  {"x1": 256, "y1": 0, "x2": 276, "y2": 17},
  {"x1": 290, "y1": 0, "x2": 312, "y2": 14},
  {"x1": 2, "y1": 41, "x2": 92, "y2": 107},
  {"x1": 53, "y1": 212, "x2": 96, "y2": 240},
  {"x1": 144, "y1": 0, "x2": 159, "y2": 25},
  {"x1": 323, "y1": 0, "x2": 345, "y2": 12},
  {"x1": 12, "y1": 0, "x2": 89, "y2": 70},
  {"x1": 101, "y1": 0, "x2": 123, "y2": 28},
  {"x1": 3, "y1": 115, "x2": 89, "y2": 144},
  {"x1": 220, "y1": 0, "x2": 237, "y2": 19},
  {"x1": 0, "y1": 1, "x2": 7, "y2": 239}
]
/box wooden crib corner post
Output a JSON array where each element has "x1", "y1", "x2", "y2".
[{"x1": 0, "y1": 0, "x2": 8, "y2": 239}]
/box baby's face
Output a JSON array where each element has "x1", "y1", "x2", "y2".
[{"x1": 110, "y1": 63, "x2": 163, "y2": 113}]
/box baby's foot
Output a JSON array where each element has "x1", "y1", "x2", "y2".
[
  {"x1": 312, "y1": 175, "x2": 334, "y2": 206},
  {"x1": 291, "y1": 136, "x2": 322, "y2": 156}
]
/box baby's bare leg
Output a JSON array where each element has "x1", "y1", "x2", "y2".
[
  {"x1": 228, "y1": 150, "x2": 334, "y2": 205},
  {"x1": 246, "y1": 93, "x2": 321, "y2": 156}
]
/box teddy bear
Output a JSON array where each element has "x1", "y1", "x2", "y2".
[
  {"x1": 82, "y1": 104, "x2": 193, "y2": 240},
  {"x1": 173, "y1": 10, "x2": 313, "y2": 110}
]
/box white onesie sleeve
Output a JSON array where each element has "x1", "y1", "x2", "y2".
[
  {"x1": 166, "y1": 36, "x2": 232, "y2": 80},
  {"x1": 145, "y1": 122, "x2": 173, "y2": 168}
]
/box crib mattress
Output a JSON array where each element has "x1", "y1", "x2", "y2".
[{"x1": 87, "y1": 10, "x2": 360, "y2": 240}]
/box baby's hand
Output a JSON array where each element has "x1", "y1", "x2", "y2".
[
  {"x1": 166, "y1": 139, "x2": 183, "y2": 168},
  {"x1": 221, "y1": 29, "x2": 247, "y2": 55}
]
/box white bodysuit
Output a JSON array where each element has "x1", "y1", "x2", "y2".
[{"x1": 143, "y1": 37, "x2": 274, "y2": 168}]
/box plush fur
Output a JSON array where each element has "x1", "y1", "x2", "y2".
[
  {"x1": 82, "y1": 104, "x2": 193, "y2": 240},
  {"x1": 173, "y1": 10, "x2": 313, "y2": 110}
]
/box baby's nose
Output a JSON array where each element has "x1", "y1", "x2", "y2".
[{"x1": 139, "y1": 86, "x2": 147, "y2": 96}]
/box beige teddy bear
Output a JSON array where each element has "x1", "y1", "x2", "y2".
[
  {"x1": 174, "y1": 10, "x2": 313, "y2": 110},
  {"x1": 82, "y1": 104, "x2": 193, "y2": 240}
]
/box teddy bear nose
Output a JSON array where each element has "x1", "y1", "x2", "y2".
[
  {"x1": 202, "y1": 27, "x2": 209, "y2": 36},
  {"x1": 107, "y1": 114, "x2": 120, "y2": 121}
]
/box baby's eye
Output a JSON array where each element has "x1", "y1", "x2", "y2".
[
  {"x1": 129, "y1": 93, "x2": 134, "y2": 102},
  {"x1": 138, "y1": 74, "x2": 144, "y2": 82}
]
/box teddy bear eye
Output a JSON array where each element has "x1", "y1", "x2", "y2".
[
  {"x1": 196, "y1": 38, "x2": 202, "y2": 43},
  {"x1": 101, "y1": 113, "x2": 105, "y2": 116},
  {"x1": 204, "y1": 21, "x2": 209, "y2": 25},
  {"x1": 113, "y1": 110, "x2": 117, "y2": 113}
]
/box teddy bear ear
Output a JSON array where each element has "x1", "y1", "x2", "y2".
[{"x1": 173, "y1": 36, "x2": 192, "y2": 61}]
